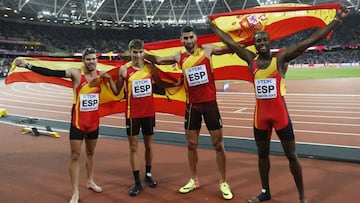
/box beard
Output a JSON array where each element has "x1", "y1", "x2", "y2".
[
  {"x1": 185, "y1": 43, "x2": 195, "y2": 52},
  {"x1": 85, "y1": 64, "x2": 96, "y2": 71}
]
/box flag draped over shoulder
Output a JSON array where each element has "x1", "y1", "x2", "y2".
[{"x1": 5, "y1": 3, "x2": 341, "y2": 117}]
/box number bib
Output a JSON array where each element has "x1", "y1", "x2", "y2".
[
  {"x1": 132, "y1": 78, "x2": 152, "y2": 98},
  {"x1": 79, "y1": 93, "x2": 99, "y2": 111},
  {"x1": 255, "y1": 78, "x2": 277, "y2": 99},
  {"x1": 185, "y1": 64, "x2": 209, "y2": 87}
]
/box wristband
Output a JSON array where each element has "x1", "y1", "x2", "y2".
[
  {"x1": 25, "y1": 63, "x2": 32, "y2": 70},
  {"x1": 334, "y1": 15, "x2": 342, "y2": 23}
]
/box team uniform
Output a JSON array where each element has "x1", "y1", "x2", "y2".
[
  {"x1": 179, "y1": 48, "x2": 222, "y2": 131},
  {"x1": 251, "y1": 57, "x2": 294, "y2": 141},
  {"x1": 124, "y1": 62, "x2": 155, "y2": 136},
  {"x1": 70, "y1": 70, "x2": 101, "y2": 140}
]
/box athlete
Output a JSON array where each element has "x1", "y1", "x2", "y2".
[
  {"x1": 145, "y1": 26, "x2": 234, "y2": 200},
  {"x1": 102, "y1": 39, "x2": 181, "y2": 196},
  {"x1": 16, "y1": 47, "x2": 104, "y2": 203},
  {"x1": 208, "y1": 4, "x2": 349, "y2": 203}
]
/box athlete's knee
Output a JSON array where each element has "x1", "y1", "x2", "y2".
[
  {"x1": 187, "y1": 141, "x2": 198, "y2": 151},
  {"x1": 285, "y1": 151, "x2": 298, "y2": 162},
  {"x1": 85, "y1": 149, "x2": 95, "y2": 158},
  {"x1": 70, "y1": 151, "x2": 81, "y2": 162},
  {"x1": 144, "y1": 143, "x2": 152, "y2": 151},
  {"x1": 128, "y1": 142, "x2": 138, "y2": 153},
  {"x1": 257, "y1": 147, "x2": 270, "y2": 159},
  {"x1": 212, "y1": 141, "x2": 224, "y2": 152}
]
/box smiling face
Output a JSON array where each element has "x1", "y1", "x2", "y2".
[
  {"x1": 130, "y1": 48, "x2": 144, "y2": 66},
  {"x1": 181, "y1": 31, "x2": 197, "y2": 54},
  {"x1": 83, "y1": 53, "x2": 97, "y2": 72},
  {"x1": 128, "y1": 39, "x2": 145, "y2": 67},
  {"x1": 254, "y1": 31, "x2": 271, "y2": 55}
]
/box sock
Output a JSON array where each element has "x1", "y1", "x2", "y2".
[
  {"x1": 262, "y1": 187, "x2": 270, "y2": 194},
  {"x1": 145, "y1": 165, "x2": 152, "y2": 176},
  {"x1": 133, "y1": 170, "x2": 141, "y2": 185}
]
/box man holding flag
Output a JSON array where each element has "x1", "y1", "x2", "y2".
[
  {"x1": 102, "y1": 39, "x2": 182, "y2": 197},
  {"x1": 209, "y1": 3, "x2": 349, "y2": 203},
  {"x1": 146, "y1": 26, "x2": 234, "y2": 200},
  {"x1": 16, "y1": 48, "x2": 105, "y2": 203}
]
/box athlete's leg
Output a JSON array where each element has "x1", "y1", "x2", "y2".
[
  {"x1": 209, "y1": 129, "x2": 226, "y2": 182},
  {"x1": 127, "y1": 118, "x2": 142, "y2": 196},
  {"x1": 277, "y1": 121, "x2": 306, "y2": 202},
  {"x1": 185, "y1": 129, "x2": 200, "y2": 180},
  {"x1": 69, "y1": 139, "x2": 83, "y2": 203},
  {"x1": 85, "y1": 138, "x2": 102, "y2": 192},
  {"x1": 128, "y1": 135, "x2": 142, "y2": 195},
  {"x1": 143, "y1": 133, "x2": 157, "y2": 187},
  {"x1": 248, "y1": 128, "x2": 271, "y2": 203},
  {"x1": 204, "y1": 101, "x2": 232, "y2": 200},
  {"x1": 141, "y1": 117, "x2": 155, "y2": 168},
  {"x1": 143, "y1": 134, "x2": 153, "y2": 169},
  {"x1": 257, "y1": 139, "x2": 271, "y2": 190},
  {"x1": 203, "y1": 101, "x2": 226, "y2": 182},
  {"x1": 280, "y1": 140, "x2": 306, "y2": 201},
  {"x1": 128, "y1": 135, "x2": 140, "y2": 171}
]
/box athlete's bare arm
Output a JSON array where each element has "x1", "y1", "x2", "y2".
[
  {"x1": 15, "y1": 58, "x2": 82, "y2": 87},
  {"x1": 145, "y1": 51, "x2": 180, "y2": 65},
  {"x1": 208, "y1": 19, "x2": 256, "y2": 65},
  {"x1": 277, "y1": 4, "x2": 349, "y2": 75}
]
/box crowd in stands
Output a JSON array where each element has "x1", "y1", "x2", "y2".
[{"x1": 0, "y1": 12, "x2": 359, "y2": 64}]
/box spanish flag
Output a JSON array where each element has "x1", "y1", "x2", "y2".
[{"x1": 5, "y1": 3, "x2": 340, "y2": 117}]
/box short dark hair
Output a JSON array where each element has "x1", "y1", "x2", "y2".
[
  {"x1": 181, "y1": 25, "x2": 196, "y2": 35},
  {"x1": 82, "y1": 47, "x2": 97, "y2": 59},
  {"x1": 128, "y1": 39, "x2": 144, "y2": 50}
]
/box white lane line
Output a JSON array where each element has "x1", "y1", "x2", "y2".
[
  {"x1": 220, "y1": 111, "x2": 360, "y2": 119},
  {"x1": 2, "y1": 111, "x2": 359, "y2": 137},
  {"x1": 219, "y1": 103, "x2": 360, "y2": 109},
  {"x1": 220, "y1": 116, "x2": 360, "y2": 127},
  {"x1": 0, "y1": 105, "x2": 70, "y2": 114},
  {"x1": 234, "y1": 108, "x2": 247, "y2": 113},
  {"x1": 0, "y1": 98, "x2": 71, "y2": 108}
]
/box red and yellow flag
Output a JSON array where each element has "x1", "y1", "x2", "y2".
[
  {"x1": 5, "y1": 3, "x2": 340, "y2": 117},
  {"x1": 208, "y1": 2, "x2": 340, "y2": 45}
]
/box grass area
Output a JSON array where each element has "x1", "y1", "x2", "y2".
[{"x1": 286, "y1": 67, "x2": 360, "y2": 80}]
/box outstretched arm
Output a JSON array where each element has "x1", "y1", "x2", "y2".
[
  {"x1": 208, "y1": 18, "x2": 256, "y2": 65},
  {"x1": 279, "y1": 4, "x2": 350, "y2": 64},
  {"x1": 144, "y1": 52, "x2": 179, "y2": 65},
  {"x1": 15, "y1": 58, "x2": 69, "y2": 78}
]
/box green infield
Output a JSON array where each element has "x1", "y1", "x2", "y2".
[{"x1": 286, "y1": 67, "x2": 360, "y2": 79}]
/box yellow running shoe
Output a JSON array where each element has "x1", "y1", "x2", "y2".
[
  {"x1": 179, "y1": 179, "x2": 200, "y2": 194},
  {"x1": 220, "y1": 182, "x2": 233, "y2": 200}
]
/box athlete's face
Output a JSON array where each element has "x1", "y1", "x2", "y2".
[
  {"x1": 130, "y1": 48, "x2": 144, "y2": 66},
  {"x1": 254, "y1": 31, "x2": 271, "y2": 55},
  {"x1": 181, "y1": 31, "x2": 197, "y2": 53},
  {"x1": 83, "y1": 53, "x2": 97, "y2": 71}
]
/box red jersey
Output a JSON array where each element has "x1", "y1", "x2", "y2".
[
  {"x1": 179, "y1": 48, "x2": 216, "y2": 104},
  {"x1": 251, "y1": 57, "x2": 289, "y2": 130},
  {"x1": 71, "y1": 71, "x2": 101, "y2": 132},
  {"x1": 124, "y1": 62, "x2": 155, "y2": 119}
]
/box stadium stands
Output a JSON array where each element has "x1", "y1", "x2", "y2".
[{"x1": 0, "y1": 12, "x2": 359, "y2": 64}]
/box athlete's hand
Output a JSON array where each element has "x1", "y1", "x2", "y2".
[
  {"x1": 100, "y1": 72, "x2": 112, "y2": 79},
  {"x1": 175, "y1": 75, "x2": 184, "y2": 86},
  {"x1": 336, "y1": 4, "x2": 350, "y2": 21},
  {"x1": 15, "y1": 59, "x2": 26, "y2": 68}
]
